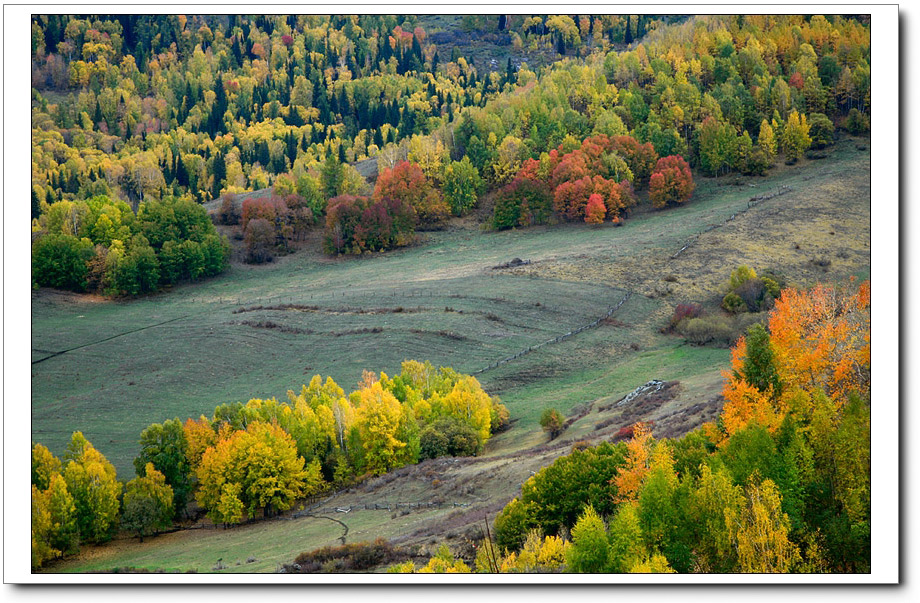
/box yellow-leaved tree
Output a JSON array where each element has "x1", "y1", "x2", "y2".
[
  {"x1": 62, "y1": 432, "x2": 122, "y2": 544},
  {"x1": 351, "y1": 381, "x2": 409, "y2": 475},
  {"x1": 726, "y1": 478, "x2": 801, "y2": 572}
]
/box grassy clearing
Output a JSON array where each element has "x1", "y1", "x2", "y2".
[
  {"x1": 33, "y1": 135, "x2": 869, "y2": 572},
  {"x1": 47, "y1": 515, "x2": 347, "y2": 574},
  {"x1": 32, "y1": 137, "x2": 868, "y2": 475}
]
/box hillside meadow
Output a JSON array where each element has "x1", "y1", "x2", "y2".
[{"x1": 32, "y1": 130, "x2": 871, "y2": 574}]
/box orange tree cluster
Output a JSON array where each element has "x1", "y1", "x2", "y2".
[
  {"x1": 31, "y1": 361, "x2": 509, "y2": 567},
  {"x1": 322, "y1": 159, "x2": 447, "y2": 254},
  {"x1": 489, "y1": 280, "x2": 869, "y2": 573}
]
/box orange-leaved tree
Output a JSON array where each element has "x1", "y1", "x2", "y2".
[
  {"x1": 714, "y1": 280, "x2": 870, "y2": 444},
  {"x1": 373, "y1": 160, "x2": 448, "y2": 229},
  {"x1": 767, "y1": 280, "x2": 870, "y2": 407},
  {"x1": 612, "y1": 422, "x2": 654, "y2": 503}
]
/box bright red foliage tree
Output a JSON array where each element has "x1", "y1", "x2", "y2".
[
  {"x1": 648, "y1": 155, "x2": 695, "y2": 209},
  {"x1": 585, "y1": 194, "x2": 606, "y2": 224}
]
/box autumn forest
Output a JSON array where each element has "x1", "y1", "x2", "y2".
[{"x1": 28, "y1": 13, "x2": 872, "y2": 577}]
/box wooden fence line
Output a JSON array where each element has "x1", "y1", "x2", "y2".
[
  {"x1": 670, "y1": 185, "x2": 793, "y2": 260},
  {"x1": 472, "y1": 290, "x2": 633, "y2": 376}
]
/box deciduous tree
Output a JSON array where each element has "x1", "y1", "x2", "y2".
[
  {"x1": 648, "y1": 155, "x2": 694, "y2": 209},
  {"x1": 122, "y1": 463, "x2": 174, "y2": 540}
]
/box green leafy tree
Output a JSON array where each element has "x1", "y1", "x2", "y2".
[
  {"x1": 606, "y1": 502, "x2": 646, "y2": 573},
  {"x1": 493, "y1": 497, "x2": 537, "y2": 553},
  {"x1": 565, "y1": 505, "x2": 610, "y2": 573},
  {"x1": 739, "y1": 324, "x2": 782, "y2": 396},
  {"x1": 134, "y1": 418, "x2": 191, "y2": 518},
  {"x1": 443, "y1": 157, "x2": 483, "y2": 216},
  {"x1": 688, "y1": 464, "x2": 743, "y2": 572},
  {"x1": 539, "y1": 408, "x2": 564, "y2": 440},
  {"x1": 321, "y1": 153, "x2": 345, "y2": 199},
  {"x1": 808, "y1": 113, "x2": 835, "y2": 149},
  {"x1": 31, "y1": 234, "x2": 94, "y2": 291},
  {"x1": 122, "y1": 463, "x2": 175, "y2": 540}
]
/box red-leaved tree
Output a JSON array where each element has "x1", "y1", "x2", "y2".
[
  {"x1": 648, "y1": 155, "x2": 695, "y2": 209},
  {"x1": 553, "y1": 176, "x2": 594, "y2": 221},
  {"x1": 373, "y1": 161, "x2": 448, "y2": 229},
  {"x1": 611, "y1": 135, "x2": 658, "y2": 187},
  {"x1": 585, "y1": 193, "x2": 606, "y2": 224},
  {"x1": 323, "y1": 194, "x2": 416, "y2": 254}
]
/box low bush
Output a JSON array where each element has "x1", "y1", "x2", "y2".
[
  {"x1": 290, "y1": 538, "x2": 405, "y2": 573},
  {"x1": 678, "y1": 312, "x2": 767, "y2": 347},
  {"x1": 217, "y1": 193, "x2": 240, "y2": 225},
  {"x1": 420, "y1": 417, "x2": 480, "y2": 460},
  {"x1": 667, "y1": 303, "x2": 703, "y2": 332}
]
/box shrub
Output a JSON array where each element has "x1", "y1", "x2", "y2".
[
  {"x1": 419, "y1": 417, "x2": 480, "y2": 460},
  {"x1": 844, "y1": 108, "x2": 870, "y2": 136},
  {"x1": 808, "y1": 113, "x2": 835, "y2": 149},
  {"x1": 244, "y1": 218, "x2": 276, "y2": 263},
  {"x1": 218, "y1": 194, "x2": 240, "y2": 225},
  {"x1": 762, "y1": 276, "x2": 781, "y2": 299},
  {"x1": 490, "y1": 402, "x2": 511, "y2": 433},
  {"x1": 734, "y1": 277, "x2": 773, "y2": 312},
  {"x1": 292, "y1": 538, "x2": 403, "y2": 572},
  {"x1": 681, "y1": 315, "x2": 738, "y2": 345},
  {"x1": 678, "y1": 313, "x2": 766, "y2": 347},
  {"x1": 728, "y1": 265, "x2": 757, "y2": 290},
  {"x1": 241, "y1": 196, "x2": 289, "y2": 232},
  {"x1": 668, "y1": 303, "x2": 703, "y2": 331},
  {"x1": 721, "y1": 292, "x2": 747, "y2": 314},
  {"x1": 742, "y1": 147, "x2": 772, "y2": 176}
]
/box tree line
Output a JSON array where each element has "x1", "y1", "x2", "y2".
[
  {"x1": 31, "y1": 15, "x2": 870, "y2": 279},
  {"x1": 31, "y1": 361, "x2": 509, "y2": 569},
  {"x1": 31, "y1": 194, "x2": 230, "y2": 294}
]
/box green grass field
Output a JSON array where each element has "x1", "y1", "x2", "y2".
[{"x1": 32, "y1": 137, "x2": 870, "y2": 573}]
